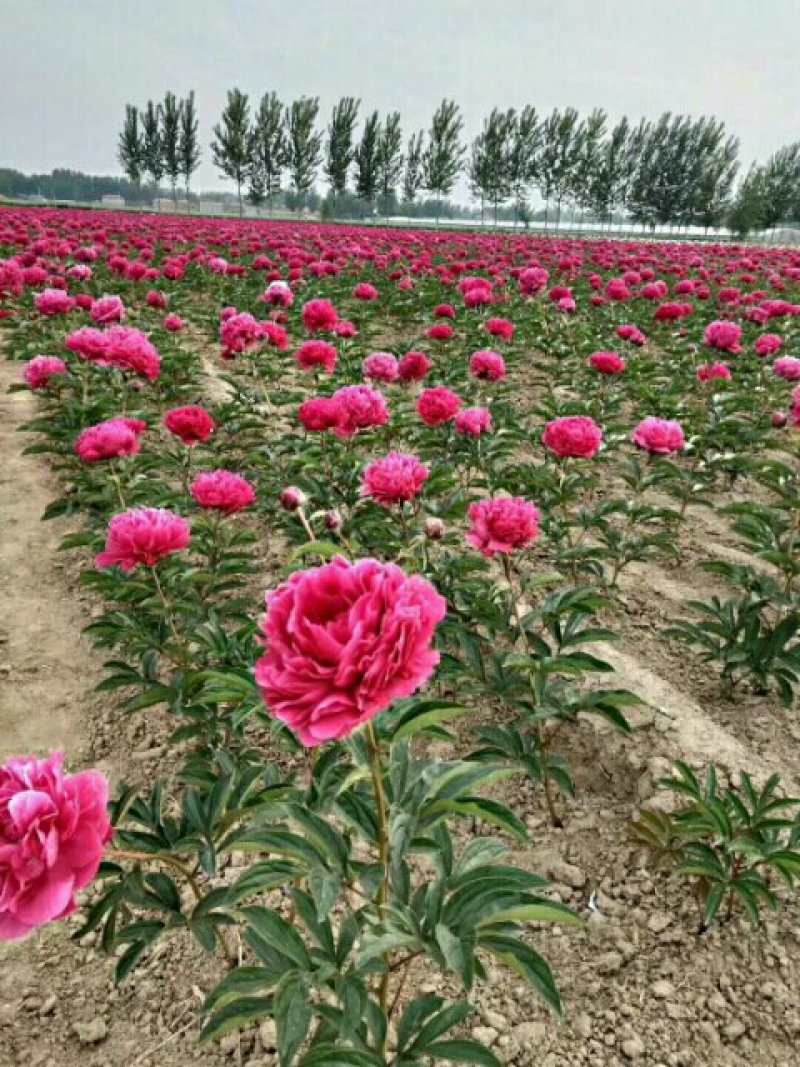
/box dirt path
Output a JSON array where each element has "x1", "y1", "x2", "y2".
[{"x1": 0, "y1": 359, "x2": 102, "y2": 763}]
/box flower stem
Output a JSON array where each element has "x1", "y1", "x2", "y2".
[{"x1": 365, "y1": 721, "x2": 391, "y2": 1021}]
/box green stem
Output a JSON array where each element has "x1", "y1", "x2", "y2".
[{"x1": 365, "y1": 721, "x2": 391, "y2": 1022}]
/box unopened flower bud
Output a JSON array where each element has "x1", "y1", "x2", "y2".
[
  {"x1": 280, "y1": 486, "x2": 308, "y2": 511},
  {"x1": 424, "y1": 516, "x2": 445, "y2": 540},
  {"x1": 772, "y1": 411, "x2": 788, "y2": 428},
  {"x1": 324, "y1": 509, "x2": 343, "y2": 532}
]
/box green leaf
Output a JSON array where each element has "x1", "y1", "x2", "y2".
[
  {"x1": 275, "y1": 972, "x2": 312, "y2": 1066},
  {"x1": 242, "y1": 907, "x2": 313, "y2": 970},
  {"x1": 200, "y1": 996, "x2": 274, "y2": 1044},
  {"x1": 478, "y1": 901, "x2": 581, "y2": 927},
  {"x1": 289, "y1": 541, "x2": 344, "y2": 564},
  {"x1": 391, "y1": 701, "x2": 472, "y2": 741},
  {"x1": 424, "y1": 1039, "x2": 503, "y2": 1065}
]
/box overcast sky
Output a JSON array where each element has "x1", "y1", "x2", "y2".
[{"x1": 2, "y1": 0, "x2": 797, "y2": 202}]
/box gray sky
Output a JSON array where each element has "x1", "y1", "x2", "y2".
[{"x1": 1, "y1": 0, "x2": 797, "y2": 201}]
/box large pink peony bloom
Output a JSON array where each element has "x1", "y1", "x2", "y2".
[
  {"x1": 295, "y1": 340, "x2": 338, "y2": 375},
  {"x1": 90, "y1": 295, "x2": 125, "y2": 324},
  {"x1": 754, "y1": 333, "x2": 783, "y2": 358},
  {"x1": 398, "y1": 351, "x2": 432, "y2": 382},
  {"x1": 542, "y1": 416, "x2": 603, "y2": 458},
  {"x1": 302, "y1": 298, "x2": 339, "y2": 333},
  {"x1": 75, "y1": 418, "x2": 142, "y2": 463},
  {"x1": 331, "y1": 385, "x2": 389, "y2": 437},
  {"x1": 363, "y1": 352, "x2": 399, "y2": 383},
  {"x1": 704, "y1": 320, "x2": 742, "y2": 353},
  {"x1": 774, "y1": 357, "x2": 800, "y2": 382},
  {"x1": 361, "y1": 452, "x2": 429, "y2": 507},
  {"x1": 632, "y1": 417, "x2": 686, "y2": 454},
  {"x1": 96, "y1": 507, "x2": 190, "y2": 571},
  {"x1": 163, "y1": 406, "x2": 216, "y2": 445},
  {"x1": 417, "y1": 386, "x2": 461, "y2": 426},
  {"x1": 103, "y1": 326, "x2": 161, "y2": 380},
  {"x1": 588, "y1": 351, "x2": 625, "y2": 375},
  {"x1": 455, "y1": 407, "x2": 492, "y2": 436},
  {"x1": 190, "y1": 470, "x2": 256, "y2": 514},
  {"x1": 298, "y1": 396, "x2": 345, "y2": 433},
  {"x1": 466, "y1": 497, "x2": 541, "y2": 557},
  {"x1": 23, "y1": 356, "x2": 68, "y2": 391},
  {"x1": 0, "y1": 752, "x2": 112, "y2": 941},
  {"x1": 255, "y1": 557, "x2": 447, "y2": 746},
  {"x1": 469, "y1": 350, "x2": 506, "y2": 382},
  {"x1": 34, "y1": 288, "x2": 75, "y2": 317},
  {"x1": 697, "y1": 362, "x2": 731, "y2": 383}
]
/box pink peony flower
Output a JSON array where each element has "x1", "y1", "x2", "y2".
[
  {"x1": 331, "y1": 385, "x2": 389, "y2": 437},
  {"x1": 353, "y1": 282, "x2": 379, "y2": 301},
  {"x1": 295, "y1": 340, "x2": 337, "y2": 375},
  {"x1": 519, "y1": 267, "x2": 549, "y2": 295},
  {"x1": 754, "y1": 333, "x2": 783, "y2": 357},
  {"x1": 485, "y1": 317, "x2": 515, "y2": 341},
  {"x1": 96, "y1": 507, "x2": 190, "y2": 571},
  {"x1": 64, "y1": 326, "x2": 108, "y2": 363},
  {"x1": 334, "y1": 319, "x2": 358, "y2": 338},
  {"x1": 632, "y1": 417, "x2": 686, "y2": 454},
  {"x1": 704, "y1": 320, "x2": 742, "y2": 353},
  {"x1": 23, "y1": 356, "x2": 68, "y2": 391},
  {"x1": 164, "y1": 314, "x2": 185, "y2": 332},
  {"x1": 542, "y1": 416, "x2": 603, "y2": 459},
  {"x1": 469, "y1": 350, "x2": 506, "y2": 382},
  {"x1": 363, "y1": 353, "x2": 399, "y2": 383},
  {"x1": 466, "y1": 497, "x2": 541, "y2": 557},
  {"x1": 163, "y1": 406, "x2": 216, "y2": 446},
  {"x1": 588, "y1": 351, "x2": 625, "y2": 375},
  {"x1": 455, "y1": 407, "x2": 492, "y2": 436},
  {"x1": 427, "y1": 322, "x2": 454, "y2": 341},
  {"x1": 617, "y1": 324, "x2": 646, "y2": 346},
  {"x1": 774, "y1": 357, "x2": 800, "y2": 382},
  {"x1": 190, "y1": 470, "x2": 256, "y2": 514},
  {"x1": 697, "y1": 362, "x2": 732, "y2": 383},
  {"x1": 280, "y1": 486, "x2": 308, "y2": 511},
  {"x1": 146, "y1": 290, "x2": 168, "y2": 309},
  {"x1": 262, "y1": 280, "x2": 294, "y2": 307},
  {"x1": 255, "y1": 557, "x2": 446, "y2": 746},
  {"x1": 298, "y1": 397, "x2": 344, "y2": 433},
  {"x1": 398, "y1": 351, "x2": 432, "y2": 382},
  {"x1": 0, "y1": 751, "x2": 112, "y2": 941},
  {"x1": 302, "y1": 298, "x2": 339, "y2": 333},
  {"x1": 361, "y1": 452, "x2": 429, "y2": 507},
  {"x1": 103, "y1": 326, "x2": 161, "y2": 380},
  {"x1": 34, "y1": 288, "x2": 75, "y2": 316},
  {"x1": 67, "y1": 264, "x2": 92, "y2": 282},
  {"x1": 90, "y1": 295, "x2": 125, "y2": 324},
  {"x1": 434, "y1": 303, "x2": 456, "y2": 319},
  {"x1": 75, "y1": 418, "x2": 142, "y2": 463},
  {"x1": 417, "y1": 387, "x2": 461, "y2": 426}
]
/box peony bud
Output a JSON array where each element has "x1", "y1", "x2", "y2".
[
  {"x1": 424, "y1": 516, "x2": 445, "y2": 540},
  {"x1": 324, "y1": 509, "x2": 343, "y2": 532},
  {"x1": 280, "y1": 486, "x2": 308, "y2": 511},
  {"x1": 771, "y1": 411, "x2": 788, "y2": 428}
]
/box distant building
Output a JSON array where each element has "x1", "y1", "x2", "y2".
[
  {"x1": 198, "y1": 200, "x2": 225, "y2": 215},
  {"x1": 100, "y1": 194, "x2": 125, "y2": 208}
]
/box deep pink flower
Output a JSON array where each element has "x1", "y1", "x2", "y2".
[
  {"x1": 331, "y1": 385, "x2": 390, "y2": 437},
  {"x1": 334, "y1": 319, "x2": 358, "y2": 338},
  {"x1": 302, "y1": 298, "x2": 339, "y2": 333},
  {"x1": 434, "y1": 303, "x2": 456, "y2": 319},
  {"x1": 64, "y1": 326, "x2": 108, "y2": 363},
  {"x1": 697, "y1": 362, "x2": 732, "y2": 383},
  {"x1": 632, "y1": 417, "x2": 686, "y2": 454},
  {"x1": 704, "y1": 320, "x2": 742, "y2": 353},
  {"x1": 398, "y1": 351, "x2": 432, "y2": 382},
  {"x1": 90, "y1": 295, "x2": 125, "y2": 324},
  {"x1": 466, "y1": 497, "x2": 541, "y2": 557},
  {"x1": 298, "y1": 397, "x2": 344, "y2": 433},
  {"x1": 455, "y1": 407, "x2": 492, "y2": 436},
  {"x1": 280, "y1": 486, "x2": 308, "y2": 511},
  {"x1": 255, "y1": 557, "x2": 446, "y2": 746},
  {"x1": 146, "y1": 290, "x2": 168, "y2": 309},
  {"x1": 588, "y1": 351, "x2": 625, "y2": 375},
  {"x1": 34, "y1": 288, "x2": 75, "y2": 316},
  {"x1": 362, "y1": 353, "x2": 399, "y2": 383},
  {"x1": 23, "y1": 356, "x2": 68, "y2": 391},
  {"x1": 164, "y1": 314, "x2": 185, "y2": 332},
  {"x1": 417, "y1": 387, "x2": 461, "y2": 426},
  {"x1": 469, "y1": 350, "x2": 506, "y2": 382},
  {"x1": 519, "y1": 267, "x2": 549, "y2": 295},
  {"x1": 75, "y1": 419, "x2": 142, "y2": 463},
  {"x1": 0, "y1": 751, "x2": 111, "y2": 941},
  {"x1": 163, "y1": 406, "x2": 216, "y2": 446},
  {"x1": 262, "y1": 280, "x2": 294, "y2": 307},
  {"x1": 190, "y1": 470, "x2": 256, "y2": 515},
  {"x1": 96, "y1": 507, "x2": 190, "y2": 571},
  {"x1": 295, "y1": 340, "x2": 338, "y2": 375},
  {"x1": 361, "y1": 452, "x2": 429, "y2": 507},
  {"x1": 542, "y1": 416, "x2": 603, "y2": 459},
  {"x1": 774, "y1": 357, "x2": 800, "y2": 382},
  {"x1": 427, "y1": 322, "x2": 454, "y2": 341},
  {"x1": 353, "y1": 282, "x2": 379, "y2": 301},
  {"x1": 485, "y1": 317, "x2": 515, "y2": 341},
  {"x1": 103, "y1": 326, "x2": 161, "y2": 380},
  {"x1": 617, "y1": 324, "x2": 646, "y2": 346},
  {"x1": 754, "y1": 333, "x2": 783, "y2": 357}
]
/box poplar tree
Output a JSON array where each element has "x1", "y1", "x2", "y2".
[{"x1": 211, "y1": 88, "x2": 252, "y2": 215}]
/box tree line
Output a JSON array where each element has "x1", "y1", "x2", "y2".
[{"x1": 116, "y1": 91, "x2": 800, "y2": 234}]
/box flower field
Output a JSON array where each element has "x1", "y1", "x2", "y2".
[{"x1": 1, "y1": 206, "x2": 800, "y2": 1066}]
